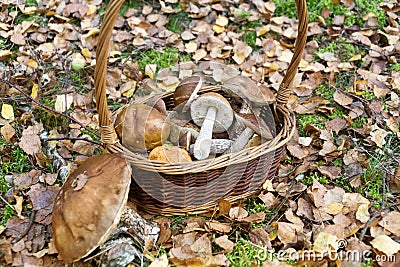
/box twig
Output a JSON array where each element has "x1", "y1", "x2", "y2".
[
  {"x1": 358, "y1": 210, "x2": 381, "y2": 242},
  {"x1": 0, "y1": 79, "x2": 100, "y2": 138},
  {"x1": 265, "y1": 179, "x2": 297, "y2": 226},
  {"x1": 42, "y1": 137, "x2": 102, "y2": 146}
]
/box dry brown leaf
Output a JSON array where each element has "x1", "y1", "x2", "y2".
[
  {"x1": 204, "y1": 221, "x2": 232, "y2": 233},
  {"x1": 218, "y1": 199, "x2": 231, "y2": 215},
  {"x1": 277, "y1": 222, "x2": 302, "y2": 244},
  {"x1": 214, "y1": 235, "x2": 234, "y2": 252},
  {"x1": 333, "y1": 91, "x2": 353, "y2": 106},
  {"x1": 326, "y1": 118, "x2": 349, "y2": 134},
  {"x1": 379, "y1": 211, "x2": 400, "y2": 236},
  {"x1": 356, "y1": 203, "x2": 370, "y2": 223},
  {"x1": 250, "y1": 228, "x2": 272, "y2": 248},
  {"x1": 229, "y1": 207, "x2": 248, "y2": 220},
  {"x1": 313, "y1": 232, "x2": 340, "y2": 253},
  {"x1": 19, "y1": 124, "x2": 43, "y2": 156},
  {"x1": 1, "y1": 124, "x2": 16, "y2": 142},
  {"x1": 370, "y1": 235, "x2": 400, "y2": 256}
]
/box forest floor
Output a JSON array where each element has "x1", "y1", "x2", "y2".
[{"x1": 0, "y1": 0, "x2": 400, "y2": 266}]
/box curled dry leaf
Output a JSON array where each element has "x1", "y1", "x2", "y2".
[{"x1": 229, "y1": 207, "x2": 248, "y2": 220}]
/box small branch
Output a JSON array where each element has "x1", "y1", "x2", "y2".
[
  {"x1": 42, "y1": 137, "x2": 102, "y2": 146},
  {"x1": 0, "y1": 79, "x2": 100, "y2": 138}
]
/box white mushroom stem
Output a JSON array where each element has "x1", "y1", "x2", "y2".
[
  {"x1": 227, "y1": 102, "x2": 251, "y2": 138},
  {"x1": 228, "y1": 127, "x2": 254, "y2": 153},
  {"x1": 182, "y1": 78, "x2": 202, "y2": 112},
  {"x1": 193, "y1": 106, "x2": 217, "y2": 160},
  {"x1": 190, "y1": 139, "x2": 232, "y2": 155}
]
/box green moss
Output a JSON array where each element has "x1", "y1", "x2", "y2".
[
  {"x1": 315, "y1": 39, "x2": 364, "y2": 63},
  {"x1": 166, "y1": 12, "x2": 191, "y2": 34},
  {"x1": 135, "y1": 47, "x2": 190, "y2": 71},
  {"x1": 0, "y1": 175, "x2": 9, "y2": 194},
  {"x1": 0, "y1": 140, "x2": 31, "y2": 175},
  {"x1": 272, "y1": 0, "x2": 386, "y2": 27},
  {"x1": 351, "y1": 117, "x2": 367, "y2": 129},
  {"x1": 297, "y1": 114, "x2": 328, "y2": 136},
  {"x1": 245, "y1": 198, "x2": 274, "y2": 215},
  {"x1": 301, "y1": 172, "x2": 329, "y2": 186},
  {"x1": 227, "y1": 239, "x2": 268, "y2": 267},
  {"x1": 1, "y1": 205, "x2": 15, "y2": 226},
  {"x1": 33, "y1": 98, "x2": 69, "y2": 133}
]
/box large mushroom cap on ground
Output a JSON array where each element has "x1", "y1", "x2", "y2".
[{"x1": 52, "y1": 153, "x2": 131, "y2": 263}]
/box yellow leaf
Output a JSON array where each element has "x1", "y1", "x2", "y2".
[
  {"x1": 370, "y1": 235, "x2": 400, "y2": 256},
  {"x1": 85, "y1": 28, "x2": 100, "y2": 38},
  {"x1": 145, "y1": 64, "x2": 157, "y2": 79},
  {"x1": 27, "y1": 58, "x2": 38, "y2": 69},
  {"x1": 81, "y1": 48, "x2": 92, "y2": 59},
  {"x1": 349, "y1": 54, "x2": 362, "y2": 61},
  {"x1": 22, "y1": 6, "x2": 37, "y2": 15},
  {"x1": 212, "y1": 24, "x2": 225, "y2": 34},
  {"x1": 31, "y1": 83, "x2": 38, "y2": 99},
  {"x1": 14, "y1": 196, "x2": 23, "y2": 218},
  {"x1": 1, "y1": 104, "x2": 14, "y2": 121},
  {"x1": 0, "y1": 50, "x2": 12, "y2": 61},
  {"x1": 215, "y1": 16, "x2": 229, "y2": 27},
  {"x1": 87, "y1": 5, "x2": 97, "y2": 16}
]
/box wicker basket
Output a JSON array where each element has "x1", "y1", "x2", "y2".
[{"x1": 94, "y1": 0, "x2": 308, "y2": 215}]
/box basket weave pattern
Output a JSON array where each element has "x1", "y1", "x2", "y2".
[{"x1": 94, "y1": 0, "x2": 308, "y2": 215}]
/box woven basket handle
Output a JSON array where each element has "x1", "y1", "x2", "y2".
[
  {"x1": 276, "y1": 0, "x2": 308, "y2": 105},
  {"x1": 94, "y1": 0, "x2": 308, "y2": 133}
]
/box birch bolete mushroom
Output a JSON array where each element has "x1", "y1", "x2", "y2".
[
  {"x1": 114, "y1": 104, "x2": 170, "y2": 152},
  {"x1": 173, "y1": 76, "x2": 202, "y2": 108},
  {"x1": 52, "y1": 154, "x2": 131, "y2": 263},
  {"x1": 148, "y1": 145, "x2": 192, "y2": 163},
  {"x1": 190, "y1": 92, "x2": 234, "y2": 160}
]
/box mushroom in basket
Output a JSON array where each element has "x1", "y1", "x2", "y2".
[
  {"x1": 149, "y1": 145, "x2": 192, "y2": 163},
  {"x1": 52, "y1": 153, "x2": 159, "y2": 263},
  {"x1": 114, "y1": 104, "x2": 170, "y2": 152},
  {"x1": 190, "y1": 92, "x2": 234, "y2": 160}
]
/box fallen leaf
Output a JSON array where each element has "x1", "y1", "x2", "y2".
[
  {"x1": 229, "y1": 207, "x2": 248, "y2": 220},
  {"x1": 71, "y1": 173, "x2": 90, "y2": 191},
  {"x1": 55, "y1": 94, "x2": 74, "y2": 113},
  {"x1": 356, "y1": 203, "x2": 370, "y2": 223},
  {"x1": 379, "y1": 211, "x2": 400, "y2": 236},
  {"x1": 277, "y1": 222, "x2": 301, "y2": 244},
  {"x1": 18, "y1": 124, "x2": 43, "y2": 156},
  {"x1": 1, "y1": 104, "x2": 14, "y2": 121},
  {"x1": 370, "y1": 235, "x2": 400, "y2": 256},
  {"x1": 214, "y1": 235, "x2": 234, "y2": 252},
  {"x1": 313, "y1": 232, "x2": 340, "y2": 253},
  {"x1": 1, "y1": 124, "x2": 16, "y2": 142},
  {"x1": 333, "y1": 91, "x2": 353, "y2": 106}
]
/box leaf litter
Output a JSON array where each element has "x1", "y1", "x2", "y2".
[{"x1": 0, "y1": 0, "x2": 400, "y2": 266}]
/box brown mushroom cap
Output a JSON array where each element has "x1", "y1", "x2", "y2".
[
  {"x1": 148, "y1": 145, "x2": 192, "y2": 163},
  {"x1": 52, "y1": 153, "x2": 131, "y2": 263},
  {"x1": 173, "y1": 76, "x2": 201, "y2": 107},
  {"x1": 114, "y1": 104, "x2": 170, "y2": 152}
]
